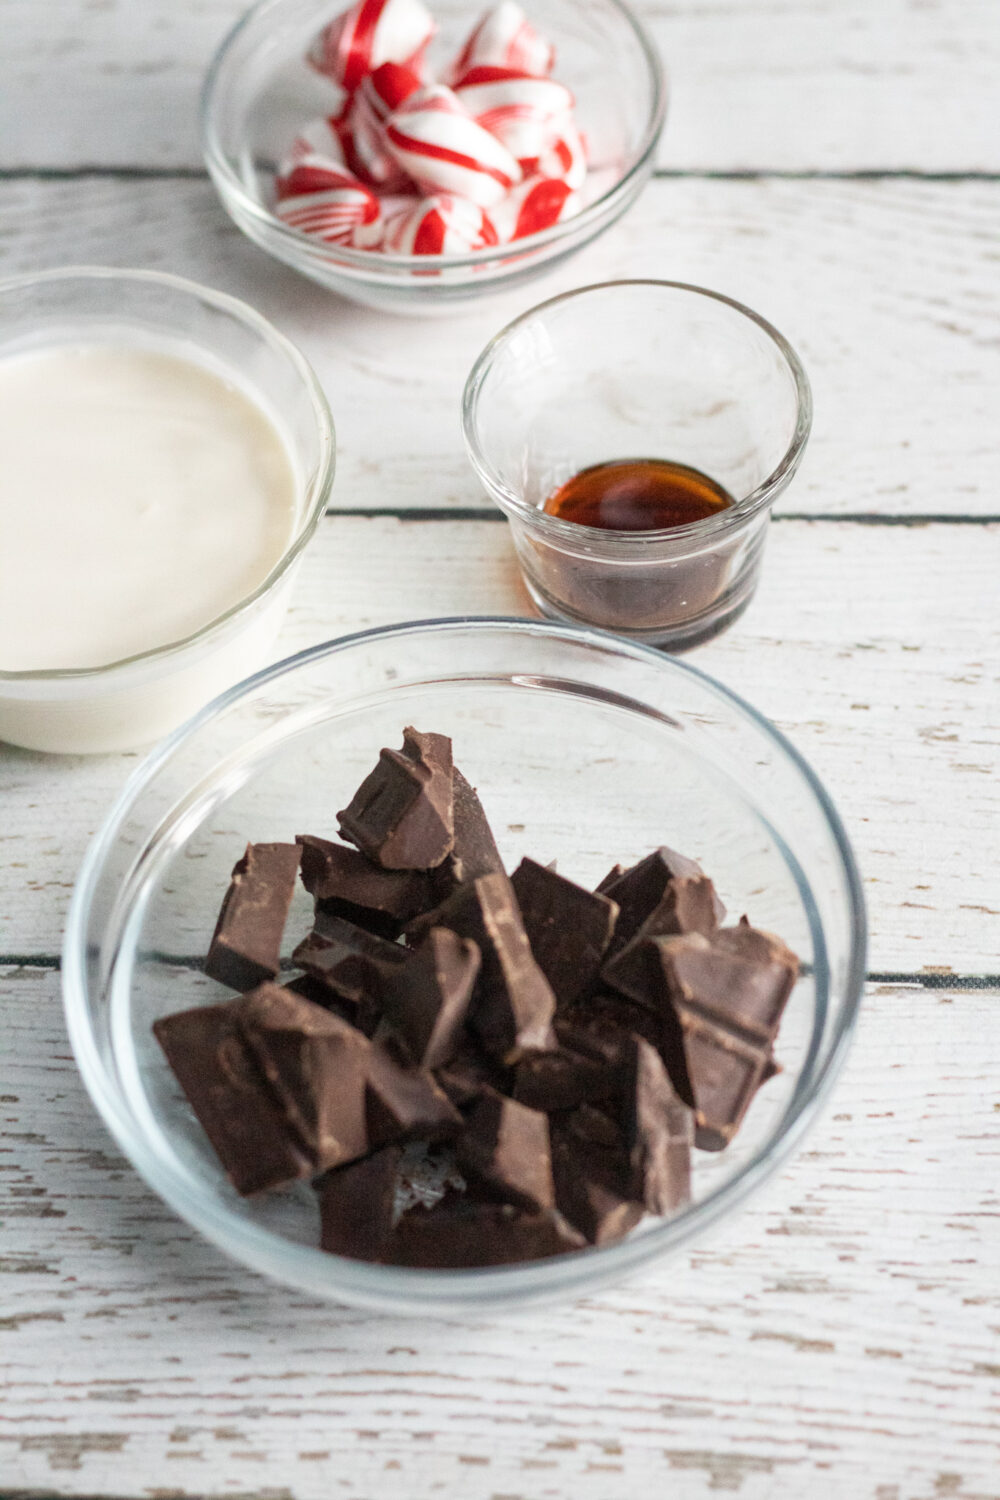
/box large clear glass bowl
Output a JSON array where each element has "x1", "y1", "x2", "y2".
[
  {"x1": 63, "y1": 618, "x2": 865, "y2": 1312},
  {"x1": 202, "y1": 0, "x2": 666, "y2": 314}
]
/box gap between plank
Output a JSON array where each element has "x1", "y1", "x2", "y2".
[
  {"x1": 320, "y1": 508, "x2": 1000, "y2": 525},
  {"x1": 0, "y1": 167, "x2": 998, "y2": 183},
  {"x1": 3, "y1": 954, "x2": 998, "y2": 990}
]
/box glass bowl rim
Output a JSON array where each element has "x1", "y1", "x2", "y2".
[
  {"x1": 62, "y1": 615, "x2": 866, "y2": 1306},
  {"x1": 461, "y1": 278, "x2": 814, "y2": 550},
  {"x1": 200, "y1": 0, "x2": 668, "y2": 276},
  {"x1": 0, "y1": 265, "x2": 336, "y2": 684}
]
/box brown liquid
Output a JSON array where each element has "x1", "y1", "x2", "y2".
[{"x1": 544, "y1": 458, "x2": 733, "y2": 533}]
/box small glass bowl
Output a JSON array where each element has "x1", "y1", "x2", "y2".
[
  {"x1": 63, "y1": 618, "x2": 865, "y2": 1313},
  {"x1": 463, "y1": 280, "x2": 812, "y2": 649},
  {"x1": 201, "y1": 0, "x2": 666, "y2": 314},
  {"x1": 0, "y1": 267, "x2": 334, "y2": 755}
]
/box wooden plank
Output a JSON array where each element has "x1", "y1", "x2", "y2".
[
  {"x1": 2, "y1": 0, "x2": 999, "y2": 172},
  {"x1": 0, "y1": 175, "x2": 997, "y2": 520},
  {"x1": 2, "y1": 965, "x2": 998, "y2": 1497},
  {"x1": 1, "y1": 517, "x2": 998, "y2": 972}
]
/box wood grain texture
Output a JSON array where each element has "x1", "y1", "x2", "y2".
[
  {"x1": 2, "y1": 965, "x2": 998, "y2": 1498},
  {"x1": 0, "y1": 175, "x2": 997, "y2": 520},
  {"x1": 1, "y1": 517, "x2": 998, "y2": 971},
  {"x1": 2, "y1": 0, "x2": 999, "y2": 172},
  {"x1": 3, "y1": 3, "x2": 998, "y2": 1491}
]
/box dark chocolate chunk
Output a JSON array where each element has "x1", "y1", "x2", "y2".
[
  {"x1": 602, "y1": 875, "x2": 725, "y2": 1004},
  {"x1": 557, "y1": 991, "x2": 666, "y2": 1064},
  {"x1": 385, "y1": 1198, "x2": 585, "y2": 1267},
  {"x1": 678, "y1": 1022, "x2": 770, "y2": 1153},
  {"x1": 554, "y1": 1168, "x2": 644, "y2": 1248},
  {"x1": 204, "y1": 842, "x2": 302, "y2": 992},
  {"x1": 652, "y1": 926, "x2": 799, "y2": 1150},
  {"x1": 381, "y1": 927, "x2": 480, "y2": 1068},
  {"x1": 292, "y1": 911, "x2": 408, "y2": 1014},
  {"x1": 456, "y1": 1089, "x2": 554, "y2": 1212},
  {"x1": 434, "y1": 1043, "x2": 510, "y2": 1108},
  {"x1": 239, "y1": 983, "x2": 372, "y2": 1172},
  {"x1": 512, "y1": 1044, "x2": 618, "y2": 1113},
  {"x1": 284, "y1": 971, "x2": 356, "y2": 1022},
  {"x1": 602, "y1": 847, "x2": 707, "y2": 958},
  {"x1": 153, "y1": 999, "x2": 312, "y2": 1196},
  {"x1": 565, "y1": 1101, "x2": 624, "y2": 1150},
  {"x1": 337, "y1": 727, "x2": 454, "y2": 870},
  {"x1": 365, "y1": 1047, "x2": 463, "y2": 1146},
  {"x1": 624, "y1": 1037, "x2": 693, "y2": 1213},
  {"x1": 317, "y1": 1146, "x2": 402, "y2": 1260},
  {"x1": 550, "y1": 1114, "x2": 643, "y2": 1247},
  {"x1": 510, "y1": 856, "x2": 619, "y2": 1010},
  {"x1": 296, "y1": 834, "x2": 433, "y2": 937},
  {"x1": 595, "y1": 863, "x2": 626, "y2": 894},
  {"x1": 407, "y1": 873, "x2": 556, "y2": 1061},
  {"x1": 432, "y1": 767, "x2": 507, "y2": 897}
]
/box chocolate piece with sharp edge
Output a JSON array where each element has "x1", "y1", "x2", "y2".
[
  {"x1": 284, "y1": 971, "x2": 356, "y2": 1023},
  {"x1": 510, "y1": 857, "x2": 619, "y2": 1010},
  {"x1": 381, "y1": 927, "x2": 480, "y2": 1068},
  {"x1": 550, "y1": 1112, "x2": 644, "y2": 1247},
  {"x1": 557, "y1": 991, "x2": 667, "y2": 1064},
  {"x1": 434, "y1": 1043, "x2": 510, "y2": 1109},
  {"x1": 292, "y1": 910, "x2": 408, "y2": 1013},
  {"x1": 567, "y1": 1101, "x2": 624, "y2": 1150},
  {"x1": 385, "y1": 1198, "x2": 585, "y2": 1267},
  {"x1": 651, "y1": 926, "x2": 799, "y2": 1150},
  {"x1": 296, "y1": 834, "x2": 434, "y2": 938},
  {"x1": 595, "y1": 863, "x2": 626, "y2": 894},
  {"x1": 365, "y1": 1047, "x2": 463, "y2": 1146},
  {"x1": 456, "y1": 1089, "x2": 554, "y2": 1212},
  {"x1": 601, "y1": 847, "x2": 707, "y2": 959},
  {"x1": 239, "y1": 983, "x2": 372, "y2": 1172},
  {"x1": 337, "y1": 727, "x2": 454, "y2": 870},
  {"x1": 407, "y1": 873, "x2": 556, "y2": 1060},
  {"x1": 602, "y1": 875, "x2": 725, "y2": 1004},
  {"x1": 204, "y1": 842, "x2": 302, "y2": 992},
  {"x1": 512, "y1": 1044, "x2": 619, "y2": 1113},
  {"x1": 153, "y1": 999, "x2": 312, "y2": 1196},
  {"x1": 432, "y1": 767, "x2": 507, "y2": 897},
  {"x1": 623, "y1": 1037, "x2": 693, "y2": 1213},
  {"x1": 317, "y1": 1146, "x2": 402, "y2": 1260}
]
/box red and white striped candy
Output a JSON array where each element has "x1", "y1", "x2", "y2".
[
  {"x1": 284, "y1": 115, "x2": 351, "y2": 171},
  {"x1": 384, "y1": 84, "x2": 521, "y2": 207},
  {"x1": 453, "y1": 66, "x2": 573, "y2": 172},
  {"x1": 383, "y1": 193, "x2": 499, "y2": 254},
  {"x1": 536, "y1": 117, "x2": 587, "y2": 190},
  {"x1": 275, "y1": 154, "x2": 353, "y2": 200},
  {"x1": 274, "y1": 161, "x2": 382, "y2": 247},
  {"x1": 309, "y1": 0, "x2": 436, "y2": 93},
  {"x1": 450, "y1": 1, "x2": 555, "y2": 81},
  {"x1": 491, "y1": 174, "x2": 578, "y2": 242},
  {"x1": 350, "y1": 61, "x2": 423, "y2": 187}
]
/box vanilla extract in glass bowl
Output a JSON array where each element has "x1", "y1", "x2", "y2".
[
  {"x1": 545, "y1": 458, "x2": 734, "y2": 533},
  {"x1": 463, "y1": 281, "x2": 813, "y2": 652}
]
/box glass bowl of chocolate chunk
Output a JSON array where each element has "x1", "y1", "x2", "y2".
[{"x1": 64, "y1": 617, "x2": 866, "y2": 1311}]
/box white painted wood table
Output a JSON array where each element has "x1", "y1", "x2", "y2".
[{"x1": 2, "y1": 2, "x2": 999, "y2": 1496}]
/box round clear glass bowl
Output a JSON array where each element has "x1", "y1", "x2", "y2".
[
  {"x1": 0, "y1": 267, "x2": 335, "y2": 755},
  {"x1": 202, "y1": 0, "x2": 666, "y2": 314},
  {"x1": 64, "y1": 618, "x2": 865, "y2": 1312},
  {"x1": 463, "y1": 280, "x2": 812, "y2": 649}
]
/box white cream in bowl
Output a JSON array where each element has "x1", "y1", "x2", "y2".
[
  {"x1": 0, "y1": 344, "x2": 298, "y2": 674},
  {"x1": 0, "y1": 276, "x2": 337, "y2": 760}
]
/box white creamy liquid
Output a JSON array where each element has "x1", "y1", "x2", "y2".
[{"x1": 0, "y1": 343, "x2": 299, "y2": 672}]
